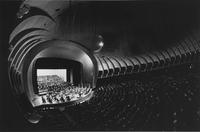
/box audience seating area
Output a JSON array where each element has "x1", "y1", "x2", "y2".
[{"x1": 37, "y1": 63, "x2": 200, "y2": 131}]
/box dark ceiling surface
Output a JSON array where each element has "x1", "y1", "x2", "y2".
[{"x1": 1, "y1": 0, "x2": 200, "y2": 131}]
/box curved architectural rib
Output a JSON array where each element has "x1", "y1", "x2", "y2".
[{"x1": 95, "y1": 37, "x2": 200, "y2": 79}]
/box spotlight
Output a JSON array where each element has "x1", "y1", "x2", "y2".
[
  {"x1": 94, "y1": 35, "x2": 104, "y2": 53},
  {"x1": 98, "y1": 41, "x2": 104, "y2": 47}
]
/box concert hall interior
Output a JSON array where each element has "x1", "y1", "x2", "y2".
[{"x1": 1, "y1": 0, "x2": 200, "y2": 131}]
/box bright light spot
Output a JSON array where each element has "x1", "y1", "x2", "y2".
[
  {"x1": 99, "y1": 41, "x2": 104, "y2": 47},
  {"x1": 37, "y1": 69, "x2": 67, "y2": 81}
]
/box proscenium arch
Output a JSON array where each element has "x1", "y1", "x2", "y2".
[{"x1": 21, "y1": 40, "x2": 98, "y2": 106}]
